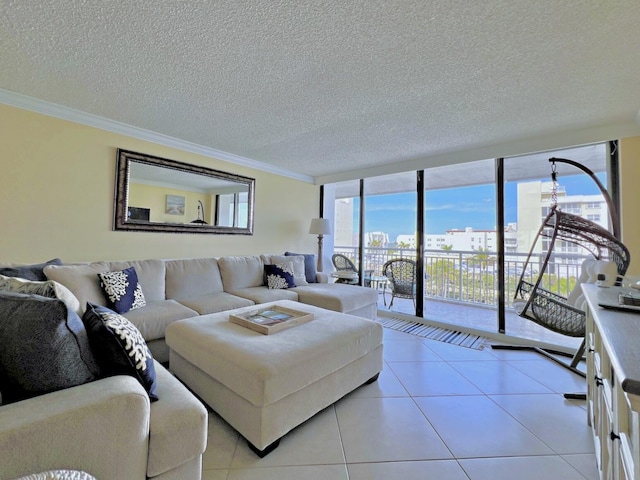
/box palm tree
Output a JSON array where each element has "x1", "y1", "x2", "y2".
[{"x1": 470, "y1": 247, "x2": 496, "y2": 303}]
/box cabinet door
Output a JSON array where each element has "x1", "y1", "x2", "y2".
[{"x1": 601, "y1": 394, "x2": 614, "y2": 479}]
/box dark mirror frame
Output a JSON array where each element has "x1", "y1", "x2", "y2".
[{"x1": 114, "y1": 149, "x2": 255, "y2": 235}]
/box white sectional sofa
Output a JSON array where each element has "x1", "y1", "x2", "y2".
[
  {"x1": 0, "y1": 253, "x2": 377, "y2": 478},
  {"x1": 44, "y1": 254, "x2": 379, "y2": 363}
]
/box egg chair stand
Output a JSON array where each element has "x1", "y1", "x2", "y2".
[{"x1": 492, "y1": 158, "x2": 630, "y2": 398}]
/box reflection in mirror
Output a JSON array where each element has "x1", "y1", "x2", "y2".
[{"x1": 114, "y1": 149, "x2": 255, "y2": 234}]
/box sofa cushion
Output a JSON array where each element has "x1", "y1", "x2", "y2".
[
  {"x1": 165, "y1": 257, "x2": 225, "y2": 299},
  {"x1": 147, "y1": 361, "x2": 208, "y2": 477},
  {"x1": 264, "y1": 263, "x2": 296, "y2": 289},
  {"x1": 0, "y1": 258, "x2": 62, "y2": 281},
  {"x1": 0, "y1": 274, "x2": 82, "y2": 316},
  {"x1": 285, "y1": 252, "x2": 317, "y2": 283},
  {"x1": 83, "y1": 303, "x2": 158, "y2": 402},
  {"x1": 218, "y1": 255, "x2": 264, "y2": 291},
  {"x1": 176, "y1": 292, "x2": 254, "y2": 315},
  {"x1": 44, "y1": 262, "x2": 110, "y2": 311},
  {"x1": 225, "y1": 286, "x2": 298, "y2": 304},
  {"x1": 122, "y1": 299, "x2": 198, "y2": 342},
  {"x1": 293, "y1": 283, "x2": 378, "y2": 314},
  {"x1": 106, "y1": 259, "x2": 166, "y2": 302},
  {"x1": 98, "y1": 267, "x2": 147, "y2": 314},
  {"x1": 0, "y1": 292, "x2": 99, "y2": 404}
]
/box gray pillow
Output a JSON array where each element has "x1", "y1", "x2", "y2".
[
  {"x1": 0, "y1": 258, "x2": 62, "y2": 281},
  {"x1": 0, "y1": 291, "x2": 100, "y2": 404},
  {"x1": 0, "y1": 274, "x2": 82, "y2": 317},
  {"x1": 284, "y1": 252, "x2": 317, "y2": 283}
]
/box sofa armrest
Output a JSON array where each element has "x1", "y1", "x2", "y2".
[
  {"x1": 316, "y1": 272, "x2": 330, "y2": 283},
  {"x1": 0, "y1": 376, "x2": 150, "y2": 480}
]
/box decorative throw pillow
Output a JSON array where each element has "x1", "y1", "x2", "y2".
[
  {"x1": 264, "y1": 263, "x2": 296, "y2": 289},
  {"x1": 0, "y1": 291, "x2": 100, "y2": 404},
  {"x1": 15, "y1": 470, "x2": 97, "y2": 480},
  {"x1": 268, "y1": 254, "x2": 308, "y2": 286},
  {"x1": 0, "y1": 258, "x2": 62, "y2": 281},
  {"x1": 285, "y1": 252, "x2": 317, "y2": 283},
  {"x1": 82, "y1": 303, "x2": 158, "y2": 401},
  {"x1": 98, "y1": 267, "x2": 146, "y2": 314},
  {"x1": 0, "y1": 274, "x2": 82, "y2": 316}
]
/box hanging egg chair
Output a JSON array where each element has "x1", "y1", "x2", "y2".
[
  {"x1": 514, "y1": 204, "x2": 630, "y2": 336},
  {"x1": 495, "y1": 157, "x2": 630, "y2": 382}
]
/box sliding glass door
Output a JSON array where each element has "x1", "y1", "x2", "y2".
[
  {"x1": 502, "y1": 143, "x2": 610, "y2": 347},
  {"x1": 363, "y1": 172, "x2": 417, "y2": 315},
  {"x1": 422, "y1": 159, "x2": 497, "y2": 331}
]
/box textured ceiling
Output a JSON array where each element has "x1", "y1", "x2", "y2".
[{"x1": 2, "y1": 1, "x2": 640, "y2": 183}]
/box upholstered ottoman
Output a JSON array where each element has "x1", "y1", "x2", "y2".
[{"x1": 165, "y1": 300, "x2": 383, "y2": 456}]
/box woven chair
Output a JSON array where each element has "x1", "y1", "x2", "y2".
[
  {"x1": 382, "y1": 258, "x2": 417, "y2": 308},
  {"x1": 500, "y1": 205, "x2": 630, "y2": 381},
  {"x1": 331, "y1": 254, "x2": 359, "y2": 285}
]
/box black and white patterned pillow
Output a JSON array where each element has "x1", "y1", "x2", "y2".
[
  {"x1": 16, "y1": 470, "x2": 97, "y2": 480},
  {"x1": 82, "y1": 303, "x2": 158, "y2": 401},
  {"x1": 98, "y1": 267, "x2": 146, "y2": 314},
  {"x1": 264, "y1": 263, "x2": 296, "y2": 289}
]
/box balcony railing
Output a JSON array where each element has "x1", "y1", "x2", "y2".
[{"x1": 333, "y1": 246, "x2": 588, "y2": 309}]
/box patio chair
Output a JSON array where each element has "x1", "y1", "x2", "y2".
[
  {"x1": 331, "y1": 254, "x2": 359, "y2": 285},
  {"x1": 330, "y1": 254, "x2": 376, "y2": 287},
  {"x1": 382, "y1": 258, "x2": 417, "y2": 308}
]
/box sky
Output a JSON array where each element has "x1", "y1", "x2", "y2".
[{"x1": 355, "y1": 174, "x2": 607, "y2": 242}]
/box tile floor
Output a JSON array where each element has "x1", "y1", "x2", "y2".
[{"x1": 200, "y1": 327, "x2": 598, "y2": 480}]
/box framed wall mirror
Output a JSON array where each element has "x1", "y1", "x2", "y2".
[{"x1": 114, "y1": 149, "x2": 255, "y2": 234}]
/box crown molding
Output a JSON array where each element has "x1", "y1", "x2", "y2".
[{"x1": 0, "y1": 89, "x2": 315, "y2": 184}]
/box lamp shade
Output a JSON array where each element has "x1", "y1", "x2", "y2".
[{"x1": 308, "y1": 218, "x2": 332, "y2": 235}]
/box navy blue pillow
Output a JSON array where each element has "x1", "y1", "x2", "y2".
[
  {"x1": 98, "y1": 267, "x2": 146, "y2": 314},
  {"x1": 0, "y1": 258, "x2": 62, "y2": 281},
  {"x1": 285, "y1": 252, "x2": 317, "y2": 283},
  {"x1": 0, "y1": 291, "x2": 99, "y2": 404},
  {"x1": 82, "y1": 303, "x2": 158, "y2": 402},
  {"x1": 264, "y1": 263, "x2": 296, "y2": 289}
]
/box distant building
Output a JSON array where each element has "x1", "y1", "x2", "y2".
[
  {"x1": 333, "y1": 180, "x2": 607, "y2": 266},
  {"x1": 517, "y1": 181, "x2": 607, "y2": 258},
  {"x1": 396, "y1": 234, "x2": 416, "y2": 248},
  {"x1": 366, "y1": 231, "x2": 390, "y2": 247},
  {"x1": 422, "y1": 225, "x2": 518, "y2": 253},
  {"x1": 334, "y1": 198, "x2": 355, "y2": 246}
]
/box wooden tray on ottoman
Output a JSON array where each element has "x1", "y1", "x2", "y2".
[{"x1": 229, "y1": 304, "x2": 314, "y2": 334}]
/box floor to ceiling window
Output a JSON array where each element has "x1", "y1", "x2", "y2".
[
  {"x1": 324, "y1": 141, "x2": 616, "y2": 349},
  {"x1": 328, "y1": 179, "x2": 361, "y2": 283},
  {"x1": 422, "y1": 159, "x2": 497, "y2": 331},
  {"x1": 363, "y1": 172, "x2": 417, "y2": 315}
]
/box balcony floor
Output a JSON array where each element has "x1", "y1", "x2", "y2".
[{"x1": 374, "y1": 291, "x2": 582, "y2": 353}]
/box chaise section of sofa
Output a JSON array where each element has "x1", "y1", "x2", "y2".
[{"x1": 293, "y1": 282, "x2": 378, "y2": 319}]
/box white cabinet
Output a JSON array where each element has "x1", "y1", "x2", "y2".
[{"x1": 584, "y1": 284, "x2": 640, "y2": 480}]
